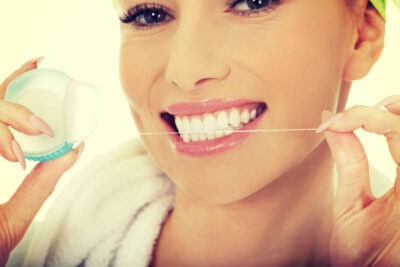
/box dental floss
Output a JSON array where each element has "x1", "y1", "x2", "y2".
[{"x1": 133, "y1": 128, "x2": 318, "y2": 136}]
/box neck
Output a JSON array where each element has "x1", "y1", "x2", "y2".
[{"x1": 154, "y1": 141, "x2": 335, "y2": 267}]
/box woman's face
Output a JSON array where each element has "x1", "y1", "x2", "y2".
[{"x1": 118, "y1": 0, "x2": 356, "y2": 204}]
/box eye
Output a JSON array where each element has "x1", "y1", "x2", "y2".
[
  {"x1": 120, "y1": 3, "x2": 174, "y2": 30},
  {"x1": 227, "y1": 0, "x2": 280, "y2": 15}
]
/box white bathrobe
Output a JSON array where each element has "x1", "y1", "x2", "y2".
[
  {"x1": 7, "y1": 138, "x2": 392, "y2": 267},
  {"x1": 9, "y1": 138, "x2": 175, "y2": 267}
]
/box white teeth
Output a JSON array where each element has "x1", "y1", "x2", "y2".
[
  {"x1": 250, "y1": 109, "x2": 257, "y2": 120},
  {"x1": 217, "y1": 112, "x2": 229, "y2": 129},
  {"x1": 229, "y1": 108, "x2": 241, "y2": 128},
  {"x1": 241, "y1": 110, "x2": 250, "y2": 124},
  {"x1": 182, "y1": 133, "x2": 190, "y2": 143},
  {"x1": 199, "y1": 134, "x2": 207, "y2": 141},
  {"x1": 207, "y1": 132, "x2": 216, "y2": 141},
  {"x1": 191, "y1": 117, "x2": 203, "y2": 131},
  {"x1": 175, "y1": 117, "x2": 182, "y2": 130},
  {"x1": 224, "y1": 126, "x2": 234, "y2": 136},
  {"x1": 182, "y1": 117, "x2": 191, "y2": 135},
  {"x1": 191, "y1": 133, "x2": 199, "y2": 142},
  {"x1": 190, "y1": 117, "x2": 203, "y2": 142},
  {"x1": 203, "y1": 114, "x2": 216, "y2": 130},
  {"x1": 173, "y1": 106, "x2": 262, "y2": 143},
  {"x1": 204, "y1": 114, "x2": 217, "y2": 140},
  {"x1": 215, "y1": 130, "x2": 224, "y2": 138}
]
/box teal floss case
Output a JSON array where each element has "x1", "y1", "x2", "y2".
[{"x1": 5, "y1": 68, "x2": 100, "y2": 162}]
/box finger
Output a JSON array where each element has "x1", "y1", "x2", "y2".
[
  {"x1": 0, "y1": 123, "x2": 17, "y2": 162},
  {"x1": 395, "y1": 167, "x2": 400, "y2": 200},
  {"x1": 386, "y1": 104, "x2": 400, "y2": 116},
  {"x1": 324, "y1": 106, "x2": 400, "y2": 166},
  {"x1": 0, "y1": 57, "x2": 44, "y2": 99},
  {"x1": 325, "y1": 106, "x2": 397, "y2": 134},
  {"x1": 325, "y1": 130, "x2": 374, "y2": 215},
  {"x1": 3, "y1": 143, "x2": 84, "y2": 240},
  {"x1": 374, "y1": 95, "x2": 400, "y2": 115},
  {"x1": 0, "y1": 100, "x2": 54, "y2": 136}
]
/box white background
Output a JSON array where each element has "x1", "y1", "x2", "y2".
[{"x1": 0, "y1": 1, "x2": 400, "y2": 219}]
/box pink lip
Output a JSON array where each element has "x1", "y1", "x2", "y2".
[
  {"x1": 167, "y1": 113, "x2": 265, "y2": 156},
  {"x1": 162, "y1": 99, "x2": 267, "y2": 157},
  {"x1": 165, "y1": 99, "x2": 257, "y2": 116}
]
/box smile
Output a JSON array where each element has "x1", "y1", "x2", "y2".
[
  {"x1": 160, "y1": 99, "x2": 267, "y2": 156},
  {"x1": 161, "y1": 103, "x2": 266, "y2": 143}
]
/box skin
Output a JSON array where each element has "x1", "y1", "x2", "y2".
[
  {"x1": 119, "y1": 0, "x2": 352, "y2": 205},
  {"x1": 118, "y1": 0, "x2": 350, "y2": 265},
  {"x1": 0, "y1": 0, "x2": 399, "y2": 266},
  {"x1": 118, "y1": 0, "x2": 398, "y2": 266}
]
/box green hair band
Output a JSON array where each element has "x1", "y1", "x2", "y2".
[
  {"x1": 369, "y1": 0, "x2": 400, "y2": 19},
  {"x1": 370, "y1": 0, "x2": 386, "y2": 19},
  {"x1": 111, "y1": 0, "x2": 399, "y2": 20}
]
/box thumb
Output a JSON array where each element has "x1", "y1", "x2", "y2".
[
  {"x1": 3, "y1": 143, "x2": 84, "y2": 242},
  {"x1": 324, "y1": 124, "x2": 373, "y2": 216}
]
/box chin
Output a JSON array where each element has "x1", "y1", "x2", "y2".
[{"x1": 157, "y1": 141, "x2": 305, "y2": 206}]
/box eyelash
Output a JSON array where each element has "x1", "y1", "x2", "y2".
[
  {"x1": 226, "y1": 0, "x2": 280, "y2": 16},
  {"x1": 120, "y1": 3, "x2": 174, "y2": 31},
  {"x1": 119, "y1": 0, "x2": 281, "y2": 31}
]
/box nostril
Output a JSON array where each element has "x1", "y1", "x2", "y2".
[
  {"x1": 167, "y1": 77, "x2": 197, "y2": 92},
  {"x1": 194, "y1": 77, "x2": 213, "y2": 88}
]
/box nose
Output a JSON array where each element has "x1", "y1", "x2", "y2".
[{"x1": 164, "y1": 19, "x2": 230, "y2": 91}]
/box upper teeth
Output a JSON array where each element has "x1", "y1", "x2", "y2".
[{"x1": 174, "y1": 108, "x2": 258, "y2": 143}]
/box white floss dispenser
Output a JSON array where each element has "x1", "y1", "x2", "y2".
[{"x1": 5, "y1": 68, "x2": 100, "y2": 161}]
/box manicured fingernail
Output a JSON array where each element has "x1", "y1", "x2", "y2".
[
  {"x1": 29, "y1": 115, "x2": 54, "y2": 137},
  {"x1": 74, "y1": 143, "x2": 85, "y2": 163},
  {"x1": 26, "y1": 57, "x2": 44, "y2": 64},
  {"x1": 23, "y1": 56, "x2": 45, "y2": 66},
  {"x1": 316, "y1": 113, "x2": 343, "y2": 133},
  {"x1": 321, "y1": 110, "x2": 333, "y2": 121},
  {"x1": 11, "y1": 140, "x2": 26, "y2": 170},
  {"x1": 374, "y1": 95, "x2": 400, "y2": 108}
]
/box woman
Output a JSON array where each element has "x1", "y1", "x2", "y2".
[{"x1": 1, "y1": 0, "x2": 400, "y2": 266}]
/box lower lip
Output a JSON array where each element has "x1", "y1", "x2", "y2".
[{"x1": 165, "y1": 112, "x2": 265, "y2": 156}]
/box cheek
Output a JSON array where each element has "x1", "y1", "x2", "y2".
[
  {"x1": 119, "y1": 41, "x2": 174, "y2": 169},
  {"x1": 119, "y1": 42, "x2": 166, "y2": 116},
  {"x1": 224, "y1": 5, "x2": 350, "y2": 123},
  {"x1": 120, "y1": 47, "x2": 146, "y2": 115}
]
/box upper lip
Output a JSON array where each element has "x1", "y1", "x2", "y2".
[{"x1": 164, "y1": 99, "x2": 262, "y2": 116}]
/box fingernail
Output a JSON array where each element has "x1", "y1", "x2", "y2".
[
  {"x1": 316, "y1": 113, "x2": 343, "y2": 133},
  {"x1": 374, "y1": 95, "x2": 400, "y2": 108},
  {"x1": 29, "y1": 115, "x2": 54, "y2": 137},
  {"x1": 74, "y1": 143, "x2": 85, "y2": 163},
  {"x1": 25, "y1": 56, "x2": 44, "y2": 65},
  {"x1": 321, "y1": 110, "x2": 333, "y2": 122},
  {"x1": 11, "y1": 140, "x2": 26, "y2": 170}
]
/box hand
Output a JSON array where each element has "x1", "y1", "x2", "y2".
[
  {"x1": 0, "y1": 58, "x2": 84, "y2": 266},
  {"x1": 318, "y1": 95, "x2": 400, "y2": 267}
]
